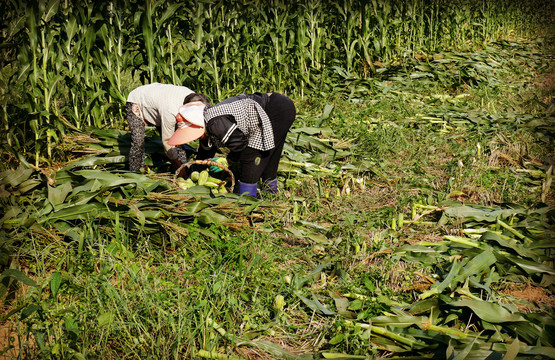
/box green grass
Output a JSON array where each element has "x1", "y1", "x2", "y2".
[{"x1": 1, "y1": 31, "x2": 554, "y2": 360}]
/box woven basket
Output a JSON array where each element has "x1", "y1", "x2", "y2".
[{"x1": 174, "y1": 159, "x2": 235, "y2": 192}]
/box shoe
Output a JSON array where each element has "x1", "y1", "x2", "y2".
[
  {"x1": 262, "y1": 178, "x2": 278, "y2": 193},
  {"x1": 237, "y1": 181, "x2": 258, "y2": 197}
]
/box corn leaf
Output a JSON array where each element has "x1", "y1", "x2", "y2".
[
  {"x1": 43, "y1": 203, "x2": 103, "y2": 222},
  {"x1": 0, "y1": 207, "x2": 21, "y2": 226},
  {"x1": 72, "y1": 170, "x2": 137, "y2": 187},
  {"x1": 62, "y1": 155, "x2": 127, "y2": 170},
  {"x1": 501, "y1": 337, "x2": 520, "y2": 360},
  {"x1": 420, "y1": 259, "x2": 463, "y2": 299},
  {"x1": 180, "y1": 202, "x2": 209, "y2": 214},
  {"x1": 449, "y1": 299, "x2": 526, "y2": 323},
  {"x1": 48, "y1": 182, "x2": 72, "y2": 207},
  {"x1": 197, "y1": 209, "x2": 228, "y2": 225},
  {"x1": 451, "y1": 336, "x2": 479, "y2": 360},
  {"x1": 501, "y1": 253, "x2": 555, "y2": 275},
  {"x1": 41, "y1": 0, "x2": 60, "y2": 23},
  {"x1": 452, "y1": 247, "x2": 496, "y2": 284},
  {"x1": 443, "y1": 205, "x2": 523, "y2": 222},
  {"x1": 14, "y1": 178, "x2": 41, "y2": 195},
  {"x1": 481, "y1": 231, "x2": 540, "y2": 261},
  {"x1": 157, "y1": 3, "x2": 182, "y2": 26},
  {"x1": 322, "y1": 353, "x2": 367, "y2": 359},
  {"x1": 0, "y1": 165, "x2": 33, "y2": 187},
  {"x1": 295, "y1": 291, "x2": 335, "y2": 316}
]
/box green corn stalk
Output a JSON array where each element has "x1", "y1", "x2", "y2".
[
  {"x1": 334, "y1": 0, "x2": 357, "y2": 72},
  {"x1": 298, "y1": 0, "x2": 324, "y2": 72},
  {"x1": 166, "y1": 24, "x2": 177, "y2": 84},
  {"x1": 424, "y1": 0, "x2": 438, "y2": 53},
  {"x1": 22, "y1": 0, "x2": 64, "y2": 165},
  {"x1": 141, "y1": 0, "x2": 155, "y2": 83},
  {"x1": 358, "y1": 0, "x2": 375, "y2": 75}
]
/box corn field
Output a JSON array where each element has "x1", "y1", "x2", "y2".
[{"x1": 0, "y1": 0, "x2": 551, "y2": 166}]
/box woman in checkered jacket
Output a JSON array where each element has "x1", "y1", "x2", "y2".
[{"x1": 168, "y1": 92, "x2": 296, "y2": 197}]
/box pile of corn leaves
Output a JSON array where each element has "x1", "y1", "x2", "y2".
[
  {"x1": 0, "y1": 125, "x2": 376, "y2": 245},
  {"x1": 1, "y1": 38, "x2": 554, "y2": 359}
]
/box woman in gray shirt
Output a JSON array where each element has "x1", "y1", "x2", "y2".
[{"x1": 125, "y1": 83, "x2": 210, "y2": 172}]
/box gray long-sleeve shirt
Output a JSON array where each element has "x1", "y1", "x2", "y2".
[{"x1": 126, "y1": 83, "x2": 194, "y2": 160}]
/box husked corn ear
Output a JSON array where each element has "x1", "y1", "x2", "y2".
[
  {"x1": 273, "y1": 295, "x2": 285, "y2": 310},
  {"x1": 204, "y1": 181, "x2": 221, "y2": 188},
  {"x1": 177, "y1": 178, "x2": 195, "y2": 189},
  {"x1": 198, "y1": 170, "x2": 209, "y2": 185}
]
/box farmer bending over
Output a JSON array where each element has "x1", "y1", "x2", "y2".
[
  {"x1": 125, "y1": 83, "x2": 210, "y2": 172},
  {"x1": 167, "y1": 92, "x2": 296, "y2": 197}
]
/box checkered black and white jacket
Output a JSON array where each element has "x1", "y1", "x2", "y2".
[{"x1": 204, "y1": 95, "x2": 275, "y2": 152}]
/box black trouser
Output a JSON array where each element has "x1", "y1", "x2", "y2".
[{"x1": 234, "y1": 93, "x2": 296, "y2": 183}]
